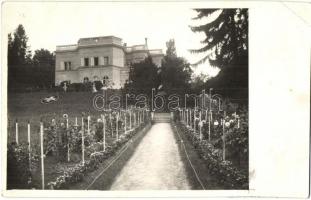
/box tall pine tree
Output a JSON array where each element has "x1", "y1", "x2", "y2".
[{"x1": 190, "y1": 9, "x2": 248, "y2": 98}]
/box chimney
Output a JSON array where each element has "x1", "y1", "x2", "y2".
[{"x1": 145, "y1": 37, "x2": 148, "y2": 49}]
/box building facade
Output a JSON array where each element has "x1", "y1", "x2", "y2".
[{"x1": 55, "y1": 36, "x2": 164, "y2": 88}]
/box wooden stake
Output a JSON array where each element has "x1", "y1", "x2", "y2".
[
  {"x1": 208, "y1": 113, "x2": 211, "y2": 141},
  {"x1": 222, "y1": 118, "x2": 226, "y2": 161},
  {"x1": 199, "y1": 112, "x2": 202, "y2": 141},
  {"x1": 134, "y1": 113, "x2": 136, "y2": 127},
  {"x1": 27, "y1": 121, "x2": 31, "y2": 169},
  {"x1": 116, "y1": 113, "x2": 119, "y2": 140},
  {"x1": 124, "y1": 111, "x2": 127, "y2": 133},
  {"x1": 15, "y1": 119, "x2": 19, "y2": 145},
  {"x1": 87, "y1": 116, "x2": 90, "y2": 135},
  {"x1": 40, "y1": 122, "x2": 45, "y2": 189},
  {"x1": 67, "y1": 118, "x2": 70, "y2": 162},
  {"x1": 102, "y1": 115, "x2": 106, "y2": 151},
  {"x1": 109, "y1": 113, "x2": 113, "y2": 136},
  {"x1": 129, "y1": 111, "x2": 132, "y2": 130},
  {"x1": 81, "y1": 117, "x2": 85, "y2": 165}
]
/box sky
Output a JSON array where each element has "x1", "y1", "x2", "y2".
[{"x1": 2, "y1": 2, "x2": 220, "y2": 77}]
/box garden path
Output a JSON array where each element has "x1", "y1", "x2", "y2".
[{"x1": 110, "y1": 123, "x2": 190, "y2": 190}]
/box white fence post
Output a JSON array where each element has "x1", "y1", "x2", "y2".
[
  {"x1": 208, "y1": 111, "x2": 211, "y2": 141},
  {"x1": 102, "y1": 115, "x2": 106, "y2": 151},
  {"x1": 40, "y1": 121, "x2": 45, "y2": 189},
  {"x1": 66, "y1": 117, "x2": 70, "y2": 162},
  {"x1": 222, "y1": 118, "x2": 226, "y2": 161},
  {"x1": 81, "y1": 117, "x2": 85, "y2": 165},
  {"x1": 129, "y1": 111, "x2": 132, "y2": 130},
  {"x1": 116, "y1": 113, "x2": 119, "y2": 140},
  {"x1": 27, "y1": 121, "x2": 31, "y2": 169},
  {"x1": 124, "y1": 111, "x2": 127, "y2": 133},
  {"x1": 15, "y1": 119, "x2": 19, "y2": 145}
]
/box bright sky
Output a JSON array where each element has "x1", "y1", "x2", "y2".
[{"x1": 2, "y1": 2, "x2": 220, "y2": 77}]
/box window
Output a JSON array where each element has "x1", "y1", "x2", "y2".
[
  {"x1": 64, "y1": 62, "x2": 71, "y2": 70},
  {"x1": 94, "y1": 57, "x2": 99, "y2": 66},
  {"x1": 84, "y1": 58, "x2": 89, "y2": 66},
  {"x1": 104, "y1": 57, "x2": 109, "y2": 65},
  {"x1": 103, "y1": 76, "x2": 109, "y2": 86},
  {"x1": 83, "y1": 77, "x2": 89, "y2": 83}
]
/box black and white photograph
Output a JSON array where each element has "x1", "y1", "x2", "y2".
[{"x1": 1, "y1": 1, "x2": 310, "y2": 198}]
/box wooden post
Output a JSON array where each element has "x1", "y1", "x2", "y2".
[
  {"x1": 124, "y1": 111, "x2": 127, "y2": 133},
  {"x1": 15, "y1": 119, "x2": 19, "y2": 145},
  {"x1": 222, "y1": 118, "x2": 226, "y2": 161},
  {"x1": 116, "y1": 113, "x2": 119, "y2": 140},
  {"x1": 66, "y1": 118, "x2": 70, "y2": 162},
  {"x1": 134, "y1": 113, "x2": 136, "y2": 128},
  {"x1": 102, "y1": 115, "x2": 106, "y2": 151},
  {"x1": 208, "y1": 112, "x2": 211, "y2": 141},
  {"x1": 193, "y1": 110, "x2": 196, "y2": 134},
  {"x1": 87, "y1": 116, "x2": 90, "y2": 135},
  {"x1": 193, "y1": 110, "x2": 196, "y2": 131},
  {"x1": 186, "y1": 109, "x2": 188, "y2": 126},
  {"x1": 40, "y1": 122, "x2": 45, "y2": 189},
  {"x1": 109, "y1": 113, "x2": 113, "y2": 136},
  {"x1": 199, "y1": 112, "x2": 202, "y2": 141},
  {"x1": 75, "y1": 117, "x2": 78, "y2": 126},
  {"x1": 129, "y1": 111, "x2": 132, "y2": 130},
  {"x1": 189, "y1": 109, "x2": 192, "y2": 128},
  {"x1": 81, "y1": 117, "x2": 85, "y2": 165},
  {"x1": 237, "y1": 117, "x2": 240, "y2": 129},
  {"x1": 27, "y1": 121, "x2": 31, "y2": 169}
]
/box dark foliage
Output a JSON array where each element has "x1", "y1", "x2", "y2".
[
  {"x1": 8, "y1": 25, "x2": 55, "y2": 92},
  {"x1": 7, "y1": 143, "x2": 31, "y2": 189},
  {"x1": 190, "y1": 9, "x2": 248, "y2": 99}
]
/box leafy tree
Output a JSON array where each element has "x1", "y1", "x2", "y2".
[
  {"x1": 8, "y1": 25, "x2": 56, "y2": 91},
  {"x1": 8, "y1": 24, "x2": 32, "y2": 65},
  {"x1": 32, "y1": 49, "x2": 55, "y2": 66},
  {"x1": 127, "y1": 56, "x2": 160, "y2": 90},
  {"x1": 165, "y1": 39, "x2": 177, "y2": 57},
  {"x1": 190, "y1": 73, "x2": 209, "y2": 91},
  {"x1": 160, "y1": 39, "x2": 192, "y2": 90}
]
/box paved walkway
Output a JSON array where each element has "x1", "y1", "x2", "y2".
[{"x1": 110, "y1": 123, "x2": 190, "y2": 190}]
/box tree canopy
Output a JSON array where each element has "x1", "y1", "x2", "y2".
[
  {"x1": 33, "y1": 48, "x2": 55, "y2": 66},
  {"x1": 160, "y1": 39, "x2": 192, "y2": 90},
  {"x1": 8, "y1": 24, "x2": 55, "y2": 91},
  {"x1": 126, "y1": 56, "x2": 160, "y2": 91},
  {"x1": 8, "y1": 24, "x2": 32, "y2": 65},
  {"x1": 190, "y1": 9, "x2": 248, "y2": 100},
  {"x1": 191, "y1": 9, "x2": 248, "y2": 69}
]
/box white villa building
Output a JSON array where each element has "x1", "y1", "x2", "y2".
[{"x1": 55, "y1": 36, "x2": 164, "y2": 88}]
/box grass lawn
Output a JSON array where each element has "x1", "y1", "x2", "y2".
[{"x1": 7, "y1": 91, "x2": 107, "y2": 143}]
